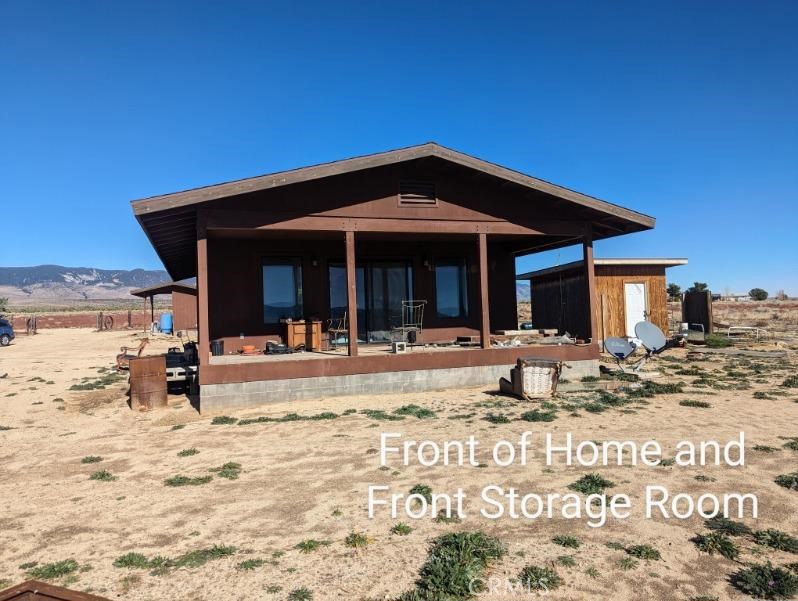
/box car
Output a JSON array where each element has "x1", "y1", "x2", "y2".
[{"x1": 0, "y1": 318, "x2": 15, "y2": 346}]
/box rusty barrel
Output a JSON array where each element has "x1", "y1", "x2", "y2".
[{"x1": 129, "y1": 355, "x2": 167, "y2": 411}]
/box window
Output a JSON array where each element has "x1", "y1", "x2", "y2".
[
  {"x1": 262, "y1": 258, "x2": 303, "y2": 323},
  {"x1": 435, "y1": 259, "x2": 468, "y2": 318},
  {"x1": 399, "y1": 181, "x2": 437, "y2": 206}
]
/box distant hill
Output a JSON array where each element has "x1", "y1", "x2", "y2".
[
  {"x1": 0, "y1": 265, "x2": 169, "y2": 305},
  {"x1": 517, "y1": 281, "x2": 530, "y2": 303}
]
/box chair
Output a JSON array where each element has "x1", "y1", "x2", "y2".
[
  {"x1": 116, "y1": 338, "x2": 149, "y2": 370},
  {"x1": 391, "y1": 300, "x2": 427, "y2": 345},
  {"x1": 327, "y1": 312, "x2": 348, "y2": 350}
]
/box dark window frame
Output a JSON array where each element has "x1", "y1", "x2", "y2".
[
  {"x1": 434, "y1": 258, "x2": 469, "y2": 319},
  {"x1": 261, "y1": 256, "x2": 304, "y2": 324}
]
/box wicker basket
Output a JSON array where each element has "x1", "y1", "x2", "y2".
[{"x1": 500, "y1": 357, "x2": 562, "y2": 399}]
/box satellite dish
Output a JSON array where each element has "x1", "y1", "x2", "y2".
[
  {"x1": 604, "y1": 337, "x2": 637, "y2": 359},
  {"x1": 634, "y1": 321, "x2": 667, "y2": 353}
]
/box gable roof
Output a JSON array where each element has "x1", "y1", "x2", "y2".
[
  {"x1": 132, "y1": 142, "x2": 654, "y2": 224},
  {"x1": 518, "y1": 257, "x2": 688, "y2": 280},
  {"x1": 131, "y1": 142, "x2": 656, "y2": 280}
]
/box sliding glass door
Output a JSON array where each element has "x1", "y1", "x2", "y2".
[{"x1": 329, "y1": 260, "x2": 413, "y2": 343}]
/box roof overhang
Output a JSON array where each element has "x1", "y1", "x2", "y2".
[
  {"x1": 132, "y1": 142, "x2": 656, "y2": 280},
  {"x1": 517, "y1": 257, "x2": 688, "y2": 280},
  {"x1": 130, "y1": 280, "x2": 197, "y2": 298}
]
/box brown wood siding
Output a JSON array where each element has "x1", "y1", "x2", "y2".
[
  {"x1": 172, "y1": 289, "x2": 198, "y2": 331},
  {"x1": 594, "y1": 265, "x2": 667, "y2": 338},
  {"x1": 529, "y1": 265, "x2": 667, "y2": 339}
]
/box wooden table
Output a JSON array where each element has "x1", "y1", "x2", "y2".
[{"x1": 284, "y1": 320, "x2": 323, "y2": 351}]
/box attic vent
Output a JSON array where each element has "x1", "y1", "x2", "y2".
[{"x1": 399, "y1": 181, "x2": 437, "y2": 206}]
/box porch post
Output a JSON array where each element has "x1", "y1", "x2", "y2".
[
  {"x1": 197, "y1": 232, "x2": 210, "y2": 373},
  {"x1": 150, "y1": 295, "x2": 155, "y2": 325},
  {"x1": 345, "y1": 230, "x2": 359, "y2": 357},
  {"x1": 478, "y1": 233, "x2": 491, "y2": 349},
  {"x1": 582, "y1": 226, "x2": 599, "y2": 343}
]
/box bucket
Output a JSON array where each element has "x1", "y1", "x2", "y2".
[
  {"x1": 211, "y1": 339, "x2": 224, "y2": 356},
  {"x1": 159, "y1": 313, "x2": 173, "y2": 335}
]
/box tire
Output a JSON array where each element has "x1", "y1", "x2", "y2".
[{"x1": 0, "y1": 334, "x2": 10, "y2": 347}]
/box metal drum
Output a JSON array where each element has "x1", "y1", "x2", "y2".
[{"x1": 129, "y1": 355, "x2": 167, "y2": 411}]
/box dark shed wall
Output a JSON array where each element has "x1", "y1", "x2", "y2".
[{"x1": 529, "y1": 269, "x2": 589, "y2": 339}]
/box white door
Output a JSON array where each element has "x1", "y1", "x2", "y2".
[{"x1": 624, "y1": 282, "x2": 647, "y2": 337}]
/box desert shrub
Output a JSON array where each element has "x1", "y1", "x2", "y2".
[
  {"x1": 433, "y1": 510, "x2": 461, "y2": 524},
  {"x1": 164, "y1": 475, "x2": 212, "y2": 487},
  {"x1": 782, "y1": 376, "x2": 798, "y2": 388},
  {"x1": 114, "y1": 553, "x2": 152, "y2": 569},
  {"x1": 409, "y1": 484, "x2": 433, "y2": 504},
  {"x1": 552, "y1": 535, "x2": 580, "y2": 549},
  {"x1": 177, "y1": 448, "x2": 199, "y2": 457},
  {"x1": 211, "y1": 416, "x2": 238, "y2": 425},
  {"x1": 287, "y1": 588, "x2": 313, "y2": 601},
  {"x1": 692, "y1": 532, "x2": 740, "y2": 560},
  {"x1": 618, "y1": 557, "x2": 638, "y2": 570},
  {"x1": 680, "y1": 399, "x2": 712, "y2": 408},
  {"x1": 391, "y1": 522, "x2": 412, "y2": 536},
  {"x1": 236, "y1": 558, "x2": 265, "y2": 571},
  {"x1": 26, "y1": 559, "x2": 79, "y2": 580},
  {"x1": 705, "y1": 516, "x2": 752, "y2": 536},
  {"x1": 519, "y1": 409, "x2": 557, "y2": 422},
  {"x1": 568, "y1": 474, "x2": 614, "y2": 495},
  {"x1": 557, "y1": 555, "x2": 576, "y2": 567},
  {"x1": 210, "y1": 462, "x2": 242, "y2": 480},
  {"x1": 785, "y1": 562, "x2": 798, "y2": 574},
  {"x1": 752, "y1": 445, "x2": 779, "y2": 453},
  {"x1": 754, "y1": 530, "x2": 798, "y2": 553},
  {"x1": 81, "y1": 455, "x2": 102, "y2": 464},
  {"x1": 394, "y1": 404, "x2": 436, "y2": 419},
  {"x1": 581, "y1": 376, "x2": 600, "y2": 382},
  {"x1": 705, "y1": 334, "x2": 732, "y2": 349},
  {"x1": 171, "y1": 545, "x2": 236, "y2": 568},
  {"x1": 344, "y1": 532, "x2": 370, "y2": 548},
  {"x1": 484, "y1": 412, "x2": 510, "y2": 424},
  {"x1": 624, "y1": 381, "x2": 684, "y2": 398},
  {"x1": 295, "y1": 539, "x2": 331, "y2": 553},
  {"x1": 731, "y1": 562, "x2": 798, "y2": 599},
  {"x1": 397, "y1": 532, "x2": 506, "y2": 599},
  {"x1": 775, "y1": 472, "x2": 798, "y2": 490},
  {"x1": 89, "y1": 470, "x2": 117, "y2": 482},
  {"x1": 626, "y1": 545, "x2": 661, "y2": 560},
  {"x1": 518, "y1": 565, "x2": 563, "y2": 591},
  {"x1": 783, "y1": 440, "x2": 798, "y2": 451},
  {"x1": 360, "y1": 409, "x2": 404, "y2": 421}
]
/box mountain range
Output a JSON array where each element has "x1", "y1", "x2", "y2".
[
  {"x1": 0, "y1": 264, "x2": 531, "y2": 306},
  {"x1": 0, "y1": 265, "x2": 169, "y2": 305}
]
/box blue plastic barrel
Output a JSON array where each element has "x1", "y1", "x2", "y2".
[{"x1": 159, "y1": 312, "x2": 173, "y2": 335}]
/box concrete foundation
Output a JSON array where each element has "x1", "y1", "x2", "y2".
[{"x1": 199, "y1": 359, "x2": 599, "y2": 413}]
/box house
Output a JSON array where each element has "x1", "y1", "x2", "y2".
[
  {"x1": 518, "y1": 258, "x2": 687, "y2": 340},
  {"x1": 130, "y1": 280, "x2": 198, "y2": 331},
  {"x1": 131, "y1": 143, "x2": 655, "y2": 411}
]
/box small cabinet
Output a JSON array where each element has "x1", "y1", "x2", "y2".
[{"x1": 284, "y1": 320, "x2": 322, "y2": 351}]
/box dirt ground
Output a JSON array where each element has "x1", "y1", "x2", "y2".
[{"x1": 1, "y1": 328, "x2": 797, "y2": 600}]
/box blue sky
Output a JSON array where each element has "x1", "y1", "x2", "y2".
[{"x1": 1, "y1": 1, "x2": 796, "y2": 295}]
